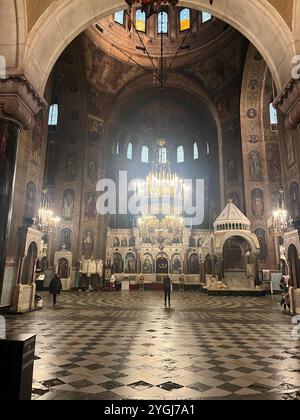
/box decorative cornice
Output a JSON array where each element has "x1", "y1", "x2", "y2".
[
  {"x1": 273, "y1": 77, "x2": 300, "y2": 129},
  {"x1": 0, "y1": 76, "x2": 47, "y2": 130}
]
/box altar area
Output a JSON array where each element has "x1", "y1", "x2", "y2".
[{"x1": 106, "y1": 200, "x2": 262, "y2": 292}]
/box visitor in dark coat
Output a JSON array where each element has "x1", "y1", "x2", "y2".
[
  {"x1": 163, "y1": 275, "x2": 172, "y2": 307},
  {"x1": 49, "y1": 274, "x2": 63, "y2": 306}
]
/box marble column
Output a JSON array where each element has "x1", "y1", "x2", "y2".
[{"x1": 0, "y1": 120, "x2": 19, "y2": 299}]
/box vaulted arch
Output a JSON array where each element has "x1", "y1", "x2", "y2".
[{"x1": 21, "y1": 0, "x2": 296, "y2": 96}]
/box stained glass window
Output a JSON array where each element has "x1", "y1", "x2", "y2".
[
  {"x1": 177, "y1": 146, "x2": 184, "y2": 163},
  {"x1": 136, "y1": 9, "x2": 146, "y2": 32},
  {"x1": 141, "y1": 146, "x2": 149, "y2": 163},
  {"x1": 158, "y1": 11, "x2": 168, "y2": 34},
  {"x1": 193, "y1": 142, "x2": 199, "y2": 160},
  {"x1": 269, "y1": 103, "x2": 278, "y2": 125},
  {"x1": 48, "y1": 104, "x2": 58, "y2": 126},
  {"x1": 180, "y1": 8, "x2": 190, "y2": 31},
  {"x1": 202, "y1": 12, "x2": 212, "y2": 23},
  {"x1": 114, "y1": 10, "x2": 125, "y2": 25},
  {"x1": 127, "y1": 142, "x2": 133, "y2": 160}
]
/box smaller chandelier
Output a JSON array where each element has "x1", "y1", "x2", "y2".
[
  {"x1": 268, "y1": 188, "x2": 293, "y2": 237},
  {"x1": 125, "y1": 1, "x2": 179, "y2": 18},
  {"x1": 37, "y1": 190, "x2": 60, "y2": 234}
]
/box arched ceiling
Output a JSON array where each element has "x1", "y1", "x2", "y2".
[{"x1": 17, "y1": 0, "x2": 296, "y2": 96}]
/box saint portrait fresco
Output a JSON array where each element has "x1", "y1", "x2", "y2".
[
  {"x1": 252, "y1": 189, "x2": 264, "y2": 218},
  {"x1": 249, "y1": 150, "x2": 262, "y2": 181},
  {"x1": 24, "y1": 182, "x2": 36, "y2": 225},
  {"x1": 82, "y1": 230, "x2": 94, "y2": 259},
  {"x1": 88, "y1": 116, "x2": 104, "y2": 142},
  {"x1": 65, "y1": 153, "x2": 77, "y2": 181},
  {"x1": 142, "y1": 254, "x2": 153, "y2": 274},
  {"x1": 125, "y1": 253, "x2": 136, "y2": 274},
  {"x1": 85, "y1": 193, "x2": 97, "y2": 220},
  {"x1": 87, "y1": 160, "x2": 98, "y2": 184},
  {"x1": 62, "y1": 189, "x2": 75, "y2": 221}
]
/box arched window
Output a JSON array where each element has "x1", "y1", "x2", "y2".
[
  {"x1": 159, "y1": 147, "x2": 167, "y2": 164},
  {"x1": 177, "y1": 146, "x2": 184, "y2": 163},
  {"x1": 202, "y1": 11, "x2": 212, "y2": 23},
  {"x1": 180, "y1": 8, "x2": 190, "y2": 31},
  {"x1": 48, "y1": 104, "x2": 58, "y2": 126},
  {"x1": 141, "y1": 146, "x2": 149, "y2": 163},
  {"x1": 206, "y1": 142, "x2": 210, "y2": 155},
  {"x1": 114, "y1": 10, "x2": 125, "y2": 25},
  {"x1": 193, "y1": 142, "x2": 199, "y2": 160},
  {"x1": 136, "y1": 9, "x2": 146, "y2": 32},
  {"x1": 116, "y1": 142, "x2": 120, "y2": 156},
  {"x1": 269, "y1": 103, "x2": 278, "y2": 127},
  {"x1": 158, "y1": 11, "x2": 168, "y2": 34},
  {"x1": 127, "y1": 142, "x2": 133, "y2": 160}
]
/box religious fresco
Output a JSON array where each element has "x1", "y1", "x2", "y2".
[
  {"x1": 60, "y1": 228, "x2": 72, "y2": 251},
  {"x1": 88, "y1": 115, "x2": 104, "y2": 143},
  {"x1": 84, "y1": 38, "x2": 143, "y2": 94},
  {"x1": 112, "y1": 253, "x2": 123, "y2": 273},
  {"x1": 65, "y1": 152, "x2": 77, "y2": 182},
  {"x1": 87, "y1": 159, "x2": 98, "y2": 184},
  {"x1": 286, "y1": 131, "x2": 295, "y2": 167},
  {"x1": 266, "y1": 143, "x2": 281, "y2": 184},
  {"x1": 249, "y1": 150, "x2": 263, "y2": 181},
  {"x1": 252, "y1": 189, "x2": 264, "y2": 218},
  {"x1": 255, "y1": 228, "x2": 267, "y2": 261},
  {"x1": 188, "y1": 253, "x2": 200, "y2": 275},
  {"x1": 85, "y1": 193, "x2": 97, "y2": 220},
  {"x1": 125, "y1": 252, "x2": 136, "y2": 274},
  {"x1": 142, "y1": 254, "x2": 154, "y2": 274},
  {"x1": 62, "y1": 189, "x2": 75, "y2": 221},
  {"x1": 172, "y1": 254, "x2": 182, "y2": 274},
  {"x1": 289, "y1": 183, "x2": 300, "y2": 219},
  {"x1": 82, "y1": 230, "x2": 94, "y2": 259},
  {"x1": 31, "y1": 111, "x2": 44, "y2": 164},
  {"x1": 58, "y1": 258, "x2": 69, "y2": 279},
  {"x1": 184, "y1": 37, "x2": 243, "y2": 91},
  {"x1": 24, "y1": 182, "x2": 36, "y2": 225}
]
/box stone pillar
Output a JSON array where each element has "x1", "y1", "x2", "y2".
[
  {"x1": 0, "y1": 121, "x2": 19, "y2": 299},
  {"x1": 0, "y1": 77, "x2": 46, "y2": 305},
  {"x1": 254, "y1": 255, "x2": 260, "y2": 286}
]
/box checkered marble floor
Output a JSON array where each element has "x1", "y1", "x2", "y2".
[{"x1": 5, "y1": 291, "x2": 300, "y2": 400}]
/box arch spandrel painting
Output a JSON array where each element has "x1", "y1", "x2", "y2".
[{"x1": 84, "y1": 38, "x2": 143, "y2": 94}]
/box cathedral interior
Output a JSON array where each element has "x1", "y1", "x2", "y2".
[{"x1": 0, "y1": 0, "x2": 300, "y2": 402}]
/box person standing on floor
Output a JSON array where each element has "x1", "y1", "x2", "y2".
[
  {"x1": 49, "y1": 273, "x2": 63, "y2": 306},
  {"x1": 163, "y1": 275, "x2": 172, "y2": 308}
]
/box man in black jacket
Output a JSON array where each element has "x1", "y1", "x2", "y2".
[
  {"x1": 163, "y1": 275, "x2": 172, "y2": 307},
  {"x1": 49, "y1": 274, "x2": 63, "y2": 306}
]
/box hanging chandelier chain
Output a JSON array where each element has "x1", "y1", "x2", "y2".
[
  {"x1": 165, "y1": 12, "x2": 199, "y2": 78},
  {"x1": 124, "y1": 9, "x2": 158, "y2": 75}
]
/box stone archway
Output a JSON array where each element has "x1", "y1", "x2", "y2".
[
  {"x1": 288, "y1": 244, "x2": 300, "y2": 288},
  {"x1": 20, "y1": 0, "x2": 296, "y2": 96}
]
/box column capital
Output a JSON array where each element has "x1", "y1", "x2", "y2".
[
  {"x1": 274, "y1": 78, "x2": 300, "y2": 130},
  {"x1": 0, "y1": 77, "x2": 47, "y2": 130}
]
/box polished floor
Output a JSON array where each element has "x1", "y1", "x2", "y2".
[{"x1": 5, "y1": 291, "x2": 300, "y2": 400}]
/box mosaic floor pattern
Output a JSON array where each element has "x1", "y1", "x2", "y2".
[{"x1": 5, "y1": 291, "x2": 300, "y2": 400}]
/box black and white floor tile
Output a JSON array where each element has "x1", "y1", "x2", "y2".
[{"x1": 5, "y1": 291, "x2": 300, "y2": 400}]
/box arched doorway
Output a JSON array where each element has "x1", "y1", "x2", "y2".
[
  {"x1": 288, "y1": 245, "x2": 300, "y2": 288},
  {"x1": 58, "y1": 258, "x2": 69, "y2": 279},
  {"x1": 222, "y1": 236, "x2": 255, "y2": 285},
  {"x1": 21, "y1": 242, "x2": 38, "y2": 285}
]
